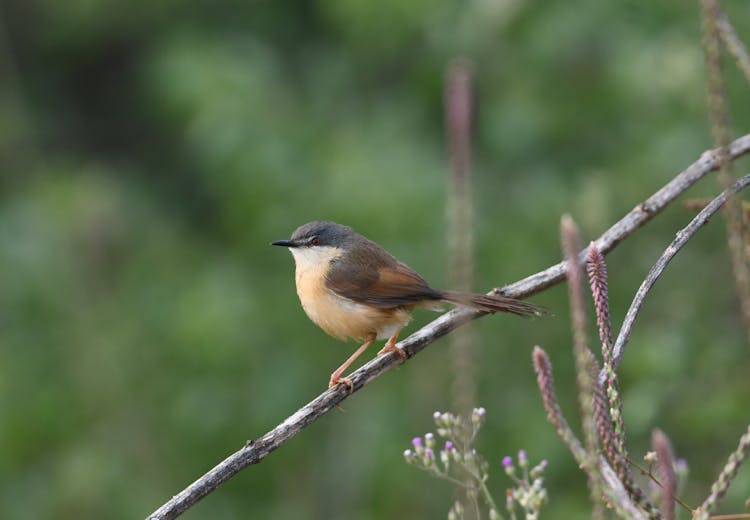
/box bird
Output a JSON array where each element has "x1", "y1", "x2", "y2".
[{"x1": 272, "y1": 220, "x2": 544, "y2": 389}]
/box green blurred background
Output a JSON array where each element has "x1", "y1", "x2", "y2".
[{"x1": 1, "y1": 1, "x2": 749, "y2": 518}]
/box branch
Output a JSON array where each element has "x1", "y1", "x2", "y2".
[
  {"x1": 493, "y1": 133, "x2": 750, "y2": 299},
  {"x1": 146, "y1": 134, "x2": 750, "y2": 520},
  {"x1": 609, "y1": 171, "x2": 750, "y2": 374}
]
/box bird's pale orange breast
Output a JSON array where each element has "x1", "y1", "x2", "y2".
[{"x1": 292, "y1": 247, "x2": 412, "y2": 341}]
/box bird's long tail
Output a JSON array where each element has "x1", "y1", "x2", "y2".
[{"x1": 439, "y1": 290, "x2": 546, "y2": 317}]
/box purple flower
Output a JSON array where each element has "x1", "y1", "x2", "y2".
[
  {"x1": 412, "y1": 437, "x2": 422, "y2": 448},
  {"x1": 444, "y1": 441, "x2": 453, "y2": 451},
  {"x1": 502, "y1": 456, "x2": 513, "y2": 468}
]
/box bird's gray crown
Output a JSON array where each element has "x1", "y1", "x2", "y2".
[{"x1": 290, "y1": 221, "x2": 356, "y2": 247}]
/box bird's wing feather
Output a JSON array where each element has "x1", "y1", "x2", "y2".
[{"x1": 325, "y1": 241, "x2": 442, "y2": 308}]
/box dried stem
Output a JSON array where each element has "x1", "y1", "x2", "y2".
[
  {"x1": 695, "y1": 424, "x2": 750, "y2": 518},
  {"x1": 587, "y1": 244, "x2": 614, "y2": 356},
  {"x1": 717, "y1": 11, "x2": 750, "y2": 87},
  {"x1": 701, "y1": 0, "x2": 750, "y2": 345},
  {"x1": 652, "y1": 429, "x2": 676, "y2": 520},
  {"x1": 587, "y1": 244, "x2": 635, "y2": 497},
  {"x1": 532, "y1": 346, "x2": 587, "y2": 462},
  {"x1": 560, "y1": 216, "x2": 603, "y2": 517},
  {"x1": 532, "y1": 346, "x2": 649, "y2": 519},
  {"x1": 445, "y1": 58, "x2": 477, "y2": 414},
  {"x1": 580, "y1": 241, "x2": 658, "y2": 517}
]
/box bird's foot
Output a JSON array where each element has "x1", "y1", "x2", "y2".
[
  {"x1": 328, "y1": 374, "x2": 353, "y2": 391},
  {"x1": 377, "y1": 341, "x2": 407, "y2": 362}
]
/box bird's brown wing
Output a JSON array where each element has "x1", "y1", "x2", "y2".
[{"x1": 325, "y1": 242, "x2": 442, "y2": 308}]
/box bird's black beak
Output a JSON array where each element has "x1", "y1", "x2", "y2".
[{"x1": 271, "y1": 239, "x2": 299, "y2": 247}]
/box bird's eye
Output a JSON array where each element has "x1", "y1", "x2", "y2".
[{"x1": 310, "y1": 236, "x2": 321, "y2": 246}]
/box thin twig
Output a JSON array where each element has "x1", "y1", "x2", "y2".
[
  {"x1": 146, "y1": 137, "x2": 750, "y2": 520},
  {"x1": 628, "y1": 457, "x2": 693, "y2": 514},
  {"x1": 695, "y1": 424, "x2": 750, "y2": 518},
  {"x1": 717, "y1": 11, "x2": 750, "y2": 86},
  {"x1": 610, "y1": 172, "x2": 750, "y2": 374}
]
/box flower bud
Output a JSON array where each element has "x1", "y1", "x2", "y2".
[
  {"x1": 506, "y1": 488, "x2": 514, "y2": 509},
  {"x1": 452, "y1": 447, "x2": 462, "y2": 463},
  {"x1": 423, "y1": 448, "x2": 435, "y2": 466},
  {"x1": 471, "y1": 407, "x2": 487, "y2": 426},
  {"x1": 530, "y1": 459, "x2": 548, "y2": 479},
  {"x1": 518, "y1": 450, "x2": 528, "y2": 468},
  {"x1": 502, "y1": 456, "x2": 515, "y2": 477},
  {"x1": 440, "y1": 449, "x2": 450, "y2": 469}
]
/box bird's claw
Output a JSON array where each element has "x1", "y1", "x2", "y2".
[
  {"x1": 377, "y1": 344, "x2": 407, "y2": 363},
  {"x1": 328, "y1": 375, "x2": 353, "y2": 391}
]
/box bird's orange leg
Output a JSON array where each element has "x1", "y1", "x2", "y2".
[
  {"x1": 377, "y1": 329, "x2": 406, "y2": 361},
  {"x1": 329, "y1": 333, "x2": 377, "y2": 389}
]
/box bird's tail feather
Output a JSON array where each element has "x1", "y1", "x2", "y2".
[{"x1": 440, "y1": 290, "x2": 546, "y2": 317}]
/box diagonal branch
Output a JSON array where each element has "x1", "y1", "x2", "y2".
[
  {"x1": 493, "y1": 133, "x2": 750, "y2": 299},
  {"x1": 146, "y1": 134, "x2": 750, "y2": 520}
]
